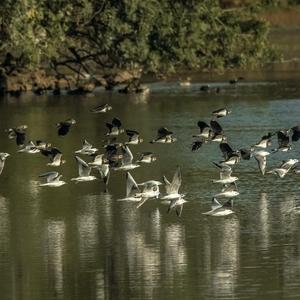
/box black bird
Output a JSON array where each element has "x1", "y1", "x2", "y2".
[
  {"x1": 106, "y1": 117, "x2": 124, "y2": 136},
  {"x1": 210, "y1": 120, "x2": 223, "y2": 135},
  {"x1": 276, "y1": 129, "x2": 291, "y2": 152},
  {"x1": 150, "y1": 127, "x2": 176, "y2": 144},
  {"x1": 219, "y1": 143, "x2": 240, "y2": 166},
  {"x1": 125, "y1": 129, "x2": 143, "y2": 144},
  {"x1": 219, "y1": 142, "x2": 235, "y2": 160},
  {"x1": 57, "y1": 118, "x2": 76, "y2": 136},
  {"x1": 104, "y1": 143, "x2": 123, "y2": 163},
  {"x1": 194, "y1": 121, "x2": 211, "y2": 139},
  {"x1": 210, "y1": 120, "x2": 225, "y2": 142},
  {"x1": 40, "y1": 147, "x2": 65, "y2": 166},
  {"x1": 6, "y1": 125, "x2": 27, "y2": 146}
]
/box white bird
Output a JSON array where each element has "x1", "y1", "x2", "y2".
[
  {"x1": 46, "y1": 148, "x2": 65, "y2": 167},
  {"x1": 253, "y1": 150, "x2": 270, "y2": 175},
  {"x1": 0, "y1": 153, "x2": 10, "y2": 175},
  {"x1": 75, "y1": 140, "x2": 98, "y2": 155},
  {"x1": 136, "y1": 152, "x2": 157, "y2": 164},
  {"x1": 214, "y1": 182, "x2": 239, "y2": 198},
  {"x1": 136, "y1": 180, "x2": 162, "y2": 199},
  {"x1": 112, "y1": 145, "x2": 140, "y2": 171},
  {"x1": 71, "y1": 156, "x2": 97, "y2": 182},
  {"x1": 118, "y1": 172, "x2": 142, "y2": 202},
  {"x1": 39, "y1": 172, "x2": 66, "y2": 187},
  {"x1": 212, "y1": 163, "x2": 238, "y2": 184},
  {"x1": 88, "y1": 154, "x2": 107, "y2": 167},
  {"x1": 254, "y1": 133, "x2": 272, "y2": 148},
  {"x1": 18, "y1": 141, "x2": 40, "y2": 154},
  {"x1": 161, "y1": 167, "x2": 183, "y2": 200},
  {"x1": 267, "y1": 159, "x2": 298, "y2": 178},
  {"x1": 94, "y1": 164, "x2": 110, "y2": 187},
  {"x1": 202, "y1": 198, "x2": 234, "y2": 216}
]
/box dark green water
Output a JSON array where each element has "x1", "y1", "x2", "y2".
[{"x1": 1, "y1": 79, "x2": 300, "y2": 300}]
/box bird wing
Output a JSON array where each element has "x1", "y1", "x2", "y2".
[
  {"x1": 239, "y1": 148, "x2": 252, "y2": 160},
  {"x1": 222, "y1": 182, "x2": 238, "y2": 192},
  {"x1": 210, "y1": 120, "x2": 223, "y2": 134},
  {"x1": 291, "y1": 126, "x2": 300, "y2": 142},
  {"x1": 126, "y1": 172, "x2": 140, "y2": 197},
  {"x1": 112, "y1": 117, "x2": 122, "y2": 128},
  {"x1": 105, "y1": 123, "x2": 113, "y2": 132},
  {"x1": 75, "y1": 156, "x2": 91, "y2": 177},
  {"x1": 39, "y1": 171, "x2": 59, "y2": 183},
  {"x1": 277, "y1": 130, "x2": 290, "y2": 147},
  {"x1": 197, "y1": 121, "x2": 210, "y2": 131},
  {"x1": 92, "y1": 154, "x2": 104, "y2": 165},
  {"x1": 52, "y1": 153, "x2": 63, "y2": 164},
  {"x1": 122, "y1": 145, "x2": 133, "y2": 164},
  {"x1": 169, "y1": 167, "x2": 182, "y2": 194},
  {"x1": 0, "y1": 160, "x2": 5, "y2": 175},
  {"x1": 219, "y1": 143, "x2": 234, "y2": 160},
  {"x1": 176, "y1": 204, "x2": 184, "y2": 217},
  {"x1": 126, "y1": 129, "x2": 139, "y2": 137},
  {"x1": 157, "y1": 127, "x2": 172, "y2": 138},
  {"x1": 163, "y1": 175, "x2": 172, "y2": 194},
  {"x1": 254, "y1": 155, "x2": 267, "y2": 175},
  {"x1": 211, "y1": 197, "x2": 222, "y2": 210},
  {"x1": 220, "y1": 168, "x2": 232, "y2": 179},
  {"x1": 96, "y1": 164, "x2": 110, "y2": 178},
  {"x1": 82, "y1": 139, "x2": 92, "y2": 150}
]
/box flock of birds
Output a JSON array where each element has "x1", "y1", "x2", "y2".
[{"x1": 1, "y1": 102, "x2": 300, "y2": 217}]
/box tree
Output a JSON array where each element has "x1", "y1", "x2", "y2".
[{"x1": 0, "y1": 0, "x2": 278, "y2": 88}]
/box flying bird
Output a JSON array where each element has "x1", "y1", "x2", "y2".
[
  {"x1": 202, "y1": 198, "x2": 234, "y2": 216},
  {"x1": 125, "y1": 130, "x2": 143, "y2": 145},
  {"x1": 150, "y1": 127, "x2": 177, "y2": 144},
  {"x1": 6, "y1": 125, "x2": 27, "y2": 146},
  {"x1": 39, "y1": 171, "x2": 66, "y2": 187},
  {"x1": 90, "y1": 103, "x2": 112, "y2": 113},
  {"x1": 212, "y1": 108, "x2": 231, "y2": 118},
  {"x1": 106, "y1": 118, "x2": 124, "y2": 136},
  {"x1": 57, "y1": 118, "x2": 76, "y2": 136},
  {"x1": 71, "y1": 156, "x2": 97, "y2": 182}
]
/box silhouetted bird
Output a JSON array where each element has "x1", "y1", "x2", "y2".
[{"x1": 57, "y1": 118, "x2": 76, "y2": 136}]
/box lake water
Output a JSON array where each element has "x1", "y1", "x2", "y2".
[{"x1": 1, "y1": 78, "x2": 300, "y2": 300}]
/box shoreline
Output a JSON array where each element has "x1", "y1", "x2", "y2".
[{"x1": 1, "y1": 6, "x2": 300, "y2": 97}]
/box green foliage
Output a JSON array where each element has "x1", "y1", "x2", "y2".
[{"x1": 0, "y1": 0, "x2": 278, "y2": 77}]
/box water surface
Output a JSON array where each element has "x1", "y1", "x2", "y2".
[{"x1": 1, "y1": 79, "x2": 300, "y2": 300}]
